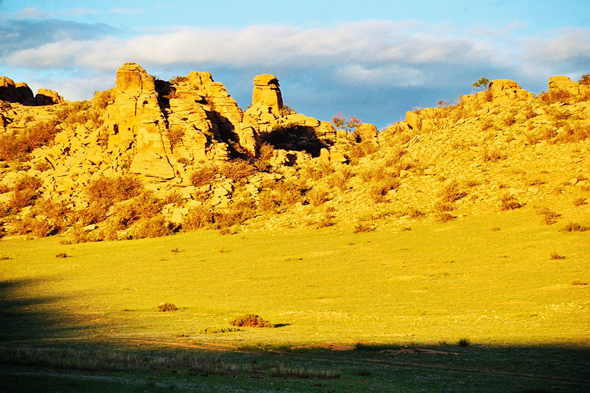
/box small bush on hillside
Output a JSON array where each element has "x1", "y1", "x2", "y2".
[
  {"x1": 439, "y1": 181, "x2": 466, "y2": 203},
  {"x1": 409, "y1": 208, "x2": 425, "y2": 219},
  {"x1": 482, "y1": 149, "x2": 506, "y2": 163},
  {"x1": 307, "y1": 187, "x2": 330, "y2": 207},
  {"x1": 12, "y1": 217, "x2": 55, "y2": 237},
  {"x1": 353, "y1": 222, "x2": 375, "y2": 233},
  {"x1": 92, "y1": 89, "x2": 113, "y2": 109},
  {"x1": 326, "y1": 167, "x2": 353, "y2": 191},
  {"x1": 0, "y1": 120, "x2": 60, "y2": 162},
  {"x1": 133, "y1": 215, "x2": 175, "y2": 239},
  {"x1": 183, "y1": 205, "x2": 214, "y2": 230},
  {"x1": 370, "y1": 178, "x2": 400, "y2": 203},
  {"x1": 167, "y1": 126, "x2": 185, "y2": 152},
  {"x1": 435, "y1": 212, "x2": 456, "y2": 223},
  {"x1": 349, "y1": 141, "x2": 379, "y2": 160},
  {"x1": 457, "y1": 338, "x2": 471, "y2": 347},
  {"x1": 230, "y1": 314, "x2": 274, "y2": 328},
  {"x1": 540, "y1": 89, "x2": 571, "y2": 104},
  {"x1": 86, "y1": 175, "x2": 143, "y2": 205},
  {"x1": 573, "y1": 197, "x2": 587, "y2": 206},
  {"x1": 559, "y1": 222, "x2": 589, "y2": 232},
  {"x1": 158, "y1": 302, "x2": 177, "y2": 312},
  {"x1": 190, "y1": 166, "x2": 217, "y2": 187},
  {"x1": 499, "y1": 194, "x2": 522, "y2": 211},
  {"x1": 555, "y1": 122, "x2": 590, "y2": 143},
  {"x1": 134, "y1": 191, "x2": 163, "y2": 219},
  {"x1": 536, "y1": 207, "x2": 560, "y2": 225},
  {"x1": 550, "y1": 252, "x2": 566, "y2": 260}
]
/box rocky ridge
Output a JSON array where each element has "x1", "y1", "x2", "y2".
[{"x1": 0, "y1": 64, "x2": 588, "y2": 240}]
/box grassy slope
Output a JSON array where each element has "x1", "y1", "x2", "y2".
[{"x1": 1, "y1": 207, "x2": 589, "y2": 391}]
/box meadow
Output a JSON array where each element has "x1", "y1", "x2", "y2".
[{"x1": 1, "y1": 208, "x2": 588, "y2": 391}]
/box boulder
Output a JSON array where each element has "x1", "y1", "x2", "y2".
[
  {"x1": 35, "y1": 89, "x2": 64, "y2": 105},
  {"x1": 0, "y1": 77, "x2": 17, "y2": 102},
  {"x1": 405, "y1": 111, "x2": 422, "y2": 131},
  {"x1": 488, "y1": 80, "x2": 534, "y2": 103},
  {"x1": 354, "y1": 123, "x2": 379, "y2": 142},
  {"x1": 548, "y1": 76, "x2": 580, "y2": 95},
  {"x1": 130, "y1": 152, "x2": 175, "y2": 179}
]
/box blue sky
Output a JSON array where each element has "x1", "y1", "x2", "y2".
[{"x1": 1, "y1": 0, "x2": 589, "y2": 127}]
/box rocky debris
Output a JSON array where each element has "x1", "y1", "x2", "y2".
[{"x1": 130, "y1": 152, "x2": 175, "y2": 179}]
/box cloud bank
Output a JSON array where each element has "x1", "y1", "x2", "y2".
[{"x1": 1, "y1": 18, "x2": 589, "y2": 126}]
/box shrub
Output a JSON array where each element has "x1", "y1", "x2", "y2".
[
  {"x1": 183, "y1": 205, "x2": 214, "y2": 230},
  {"x1": 536, "y1": 207, "x2": 560, "y2": 225},
  {"x1": 550, "y1": 252, "x2": 565, "y2": 260},
  {"x1": 168, "y1": 126, "x2": 185, "y2": 152},
  {"x1": 220, "y1": 160, "x2": 255, "y2": 182},
  {"x1": 353, "y1": 222, "x2": 375, "y2": 233},
  {"x1": 158, "y1": 302, "x2": 177, "y2": 312},
  {"x1": 230, "y1": 314, "x2": 274, "y2": 328},
  {"x1": 573, "y1": 198, "x2": 587, "y2": 207},
  {"x1": 560, "y1": 222, "x2": 589, "y2": 232},
  {"x1": 307, "y1": 187, "x2": 329, "y2": 207},
  {"x1": 457, "y1": 338, "x2": 471, "y2": 347},
  {"x1": 92, "y1": 89, "x2": 113, "y2": 109},
  {"x1": 13, "y1": 176, "x2": 43, "y2": 192},
  {"x1": 86, "y1": 175, "x2": 143, "y2": 205},
  {"x1": 55, "y1": 253, "x2": 69, "y2": 258},
  {"x1": 8, "y1": 188, "x2": 38, "y2": 211},
  {"x1": 0, "y1": 120, "x2": 60, "y2": 162},
  {"x1": 482, "y1": 149, "x2": 506, "y2": 163},
  {"x1": 499, "y1": 194, "x2": 522, "y2": 211},
  {"x1": 370, "y1": 178, "x2": 400, "y2": 203},
  {"x1": 190, "y1": 166, "x2": 216, "y2": 187},
  {"x1": 435, "y1": 212, "x2": 456, "y2": 223},
  {"x1": 134, "y1": 215, "x2": 174, "y2": 239},
  {"x1": 134, "y1": 191, "x2": 163, "y2": 219},
  {"x1": 439, "y1": 181, "x2": 466, "y2": 203}
]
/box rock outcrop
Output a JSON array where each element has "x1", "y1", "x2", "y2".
[{"x1": 0, "y1": 76, "x2": 63, "y2": 106}]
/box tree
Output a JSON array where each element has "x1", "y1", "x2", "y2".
[
  {"x1": 472, "y1": 77, "x2": 491, "y2": 90},
  {"x1": 331, "y1": 112, "x2": 362, "y2": 132}
]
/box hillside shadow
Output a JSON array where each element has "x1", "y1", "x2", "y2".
[
  {"x1": 0, "y1": 278, "x2": 103, "y2": 342},
  {"x1": 261, "y1": 125, "x2": 332, "y2": 157}
]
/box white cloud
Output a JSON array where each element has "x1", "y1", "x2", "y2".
[
  {"x1": 3, "y1": 20, "x2": 589, "y2": 126},
  {"x1": 15, "y1": 6, "x2": 50, "y2": 19}
]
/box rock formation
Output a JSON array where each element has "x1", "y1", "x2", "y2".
[{"x1": 0, "y1": 64, "x2": 588, "y2": 240}]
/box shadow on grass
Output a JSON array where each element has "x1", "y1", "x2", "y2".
[{"x1": 0, "y1": 278, "x2": 104, "y2": 342}]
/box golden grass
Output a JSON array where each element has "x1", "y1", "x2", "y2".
[{"x1": 1, "y1": 209, "x2": 588, "y2": 348}]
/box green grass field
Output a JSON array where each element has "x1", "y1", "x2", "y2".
[{"x1": 1, "y1": 208, "x2": 589, "y2": 391}]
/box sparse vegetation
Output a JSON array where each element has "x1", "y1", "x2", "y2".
[{"x1": 230, "y1": 314, "x2": 274, "y2": 328}]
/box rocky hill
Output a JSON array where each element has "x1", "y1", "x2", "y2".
[{"x1": 0, "y1": 63, "x2": 588, "y2": 240}]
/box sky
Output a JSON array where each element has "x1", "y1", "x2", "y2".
[{"x1": 1, "y1": 0, "x2": 589, "y2": 128}]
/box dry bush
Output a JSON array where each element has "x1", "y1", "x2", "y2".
[
  {"x1": 409, "y1": 208, "x2": 425, "y2": 219},
  {"x1": 536, "y1": 207, "x2": 560, "y2": 225},
  {"x1": 11, "y1": 216, "x2": 55, "y2": 237},
  {"x1": 161, "y1": 191, "x2": 184, "y2": 206},
  {"x1": 353, "y1": 222, "x2": 375, "y2": 233},
  {"x1": 0, "y1": 120, "x2": 59, "y2": 162},
  {"x1": 168, "y1": 126, "x2": 185, "y2": 152},
  {"x1": 257, "y1": 190, "x2": 279, "y2": 213},
  {"x1": 112, "y1": 202, "x2": 141, "y2": 229},
  {"x1": 74, "y1": 201, "x2": 109, "y2": 226},
  {"x1": 546, "y1": 106, "x2": 572, "y2": 121},
  {"x1": 92, "y1": 89, "x2": 113, "y2": 109},
  {"x1": 434, "y1": 201, "x2": 455, "y2": 213},
  {"x1": 482, "y1": 149, "x2": 506, "y2": 163},
  {"x1": 14, "y1": 176, "x2": 43, "y2": 192},
  {"x1": 183, "y1": 205, "x2": 214, "y2": 230},
  {"x1": 550, "y1": 252, "x2": 566, "y2": 260},
  {"x1": 439, "y1": 181, "x2": 467, "y2": 203},
  {"x1": 134, "y1": 191, "x2": 163, "y2": 219},
  {"x1": 220, "y1": 160, "x2": 255, "y2": 182},
  {"x1": 86, "y1": 175, "x2": 143, "y2": 205},
  {"x1": 573, "y1": 197, "x2": 587, "y2": 207},
  {"x1": 9, "y1": 189, "x2": 38, "y2": 211},
  {"x1": 307, "y1": 187, "x2": 330, "y2": 207},
  {"x1": 370, "y1": 177, "x2": 400, "y2": 203},
  {"x1": 349, "y1": 141, "x2": 380, "y2": 160},
  {"x1": 559, "y1": 222, "x2": 589, "y2": 232},
  {"x1": 158, "y1": 302, "x2": 177, "y2": 312},
  {"x1": 210, "y1": 204, "x2": 255, "y2": 230},
  {"x1": 230, "y1": 314, "x2": 274, "y2": 328},
  {"x1": 33, "y1": 199, "x2": 70, "y2": 232},
  {"x1": 540, "y1": 89, "x2": 571, "y2": 104},
  {"x1": 134, "y1": 215, "x2": 175, "y2": 239},
  {"x1": 276, "y1": 181, "x2": 303, "y2": 207},
  {"x1": 435, "y1": 212, "x2": 456, "y2": 223},
  {"x1": 190, "y1": 166, "x2": 217, "y2": 187},
  {"x1": 555, "y1": 122, "x2": 590, "y2": 143},
  {"x1": 326, "y1": 167, "x2": 353, "y2": 191},
  {"x1": 499, "y1": 194, "x2": 522, "y2": 211}
]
